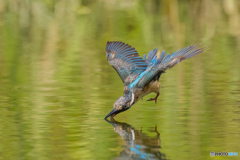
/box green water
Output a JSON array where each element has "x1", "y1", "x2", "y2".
[{"x1": 0, "y1": 1, "x2": 240, "y2": 160}]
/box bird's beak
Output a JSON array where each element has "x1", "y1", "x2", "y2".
[{"x1": 104, "y1": 108, "x2": 118, "y2": 119}]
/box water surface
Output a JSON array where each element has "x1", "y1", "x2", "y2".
[{"x1": 0, "y1": 1, "x2": 240, "y2": 160}]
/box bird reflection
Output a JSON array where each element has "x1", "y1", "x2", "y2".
[{"x1": 105, "y1": 119, "x2": 169, "y2": 160}]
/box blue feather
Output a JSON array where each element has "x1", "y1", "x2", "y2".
[
  {"x1": 130, "y1": 44, "x2": 205, "y2": 89},
  {"x1": 147, "y1": 48, "x2": 158, "y2": 61},
  {"x1": 106, "y1": 41, "x2": 147, "y2": 85},
  {"x1": 143, "y1": 54, "x2": 146, "y2": 61},
  {"x1": 158, "y1": 50, "x2": 165, "y2": 63}
]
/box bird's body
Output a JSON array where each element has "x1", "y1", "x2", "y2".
[
  {"x1": 141, "y1": 80, "x2": 160, "y2": 99},
  {"x1": 104, "y1": 41, "x2": 205, "y2": 119},
  {"x1": 132, "y1": 80, "x2": 160, "y2": 104}
]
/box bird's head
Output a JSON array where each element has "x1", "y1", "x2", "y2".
[{"x1": 105, "y1": 94, "x2": 134, "y2": 119}]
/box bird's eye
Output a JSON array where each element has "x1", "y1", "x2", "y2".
[{"x1": 122, "y1": 104, "x2": 127, "y2": 108}]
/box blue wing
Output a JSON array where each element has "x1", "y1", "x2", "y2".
[
  {"x1": 130, "y1": 45, "x2": 205, "y2": 89},
  {"x1": 106, "y1": 41, "x2": 147, "y2": 85},
  {"x1": 143, "y1": 48, "x2": 158, "y2": 64}
]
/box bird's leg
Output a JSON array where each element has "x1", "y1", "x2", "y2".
[{"x1": 147, "y1": 92, "x2": 159, "y2": 104}]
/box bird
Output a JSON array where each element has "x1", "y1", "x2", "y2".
[{"x1": 104, "y1": 41, "x2": 205, "y2": 120}]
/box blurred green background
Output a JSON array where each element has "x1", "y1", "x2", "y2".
[{"x1": 0, "y1": 0, "x2": 240, "y2": 160}]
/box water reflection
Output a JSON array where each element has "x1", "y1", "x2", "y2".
[{"x1": 105, "y1": 119, "x2": 168, "y2": 160}]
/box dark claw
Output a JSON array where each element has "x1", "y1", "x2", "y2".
[{"x1": 146, "y1": 93, "x2": 159, "y2": 104}]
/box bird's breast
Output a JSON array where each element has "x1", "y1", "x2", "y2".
[{"x1": 134, "y1": 80, "x2": 160, "y2": 102}]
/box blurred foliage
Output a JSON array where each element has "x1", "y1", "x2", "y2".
[{"x1": 0, "y1": 0, "x2": 240, "y2": 160}]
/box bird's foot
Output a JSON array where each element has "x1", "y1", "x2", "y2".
[{"x1": 147, "y1": 93, "x2": 159, "y2": 104}]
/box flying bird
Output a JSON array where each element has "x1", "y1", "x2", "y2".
[{"x1": 105, "y1": 41, "x2": 205, "y2": 119}]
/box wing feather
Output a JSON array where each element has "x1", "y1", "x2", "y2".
[
  {"x1": 134, "y1": 45, "x2": 205, "y2": 88},
  {"x1": 106, "y1": 41, "x2": 147, "y2": 86}
]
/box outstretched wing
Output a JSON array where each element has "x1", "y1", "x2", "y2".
[
  {"x1": 106, "y1": 41, "x2": 147, "y2": 85},
  {"x1": 133, "y1": 45, "x2": 205, "y2": 88}
]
